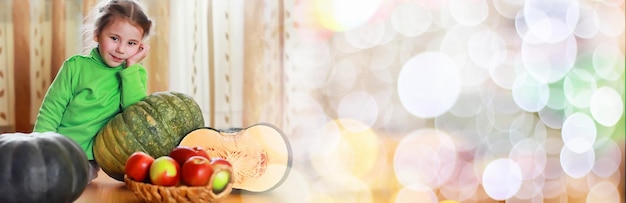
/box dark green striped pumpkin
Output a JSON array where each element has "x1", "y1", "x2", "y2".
[{"x1": 93, "y1": 91, "x2": 205, "y2": 181}]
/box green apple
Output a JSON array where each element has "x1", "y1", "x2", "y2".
[
  {"x1": 210, "y1": 158, "x2": 233, "y2": 194},
  {"x1": 149, "y1": 156, "x2": 180, "y2": 186},
  {"x1": 212, "y1": 170, "x2": 231, "y2": 194}
]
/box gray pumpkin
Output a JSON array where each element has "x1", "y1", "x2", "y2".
[{"x1": 0, "y1": 132, "x2": 90, "y2": 203}]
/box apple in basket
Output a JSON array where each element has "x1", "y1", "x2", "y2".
[
  {"x1": 125, "y1": 151, "x2": 155, "y2": 182},
  {"x1": 149, "y1": 156, "x2": 180, "y2": 186},
  {"x1": 169, "y1": 146, "x2": 211, "y2": 166},
  {"x1": 210, "y1": 158, "x2": 233, "y2": 194},
  {"x1": 181, "y1": 156, "x2": 214, "y2": 186}
]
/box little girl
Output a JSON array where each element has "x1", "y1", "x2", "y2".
[{"x1": 33, "y1": 0, "x2": 153, "y2": 182}]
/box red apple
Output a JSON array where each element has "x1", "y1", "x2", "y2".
[
  {"x1": 169, "y1": 146, "x2": 211, "y2": 166},
  {"x1": 210, "y1": 158, "x2": 233, "y2": 194},
  {"x1": 181, "y1": 156, "x2": 214, "y2": 186},
  {"x1": 210, "y1": 157, "x2": 232, "y2": 168},
  {"x1": 149, "y1": 156, "x2": 180, "y2": 186},
  {"x1": 125, "y1": 151, "x2": 154, "y2": 182}
]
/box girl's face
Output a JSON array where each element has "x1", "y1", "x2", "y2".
[{"x1": 94, "y1": 18, "x2": 144, "y2": 67}]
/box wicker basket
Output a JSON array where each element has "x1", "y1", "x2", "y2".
[{"x1": 124, "y1": 175, "x2": 233, "y2": 203}]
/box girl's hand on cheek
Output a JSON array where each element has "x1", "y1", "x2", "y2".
[{"x1": 126, "y1": 44, "x2": 150, "y2": 68}]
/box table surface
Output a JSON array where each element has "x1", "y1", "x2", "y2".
[{"x1": 74, "y1": 170, "x2": 282, "y2": 203}]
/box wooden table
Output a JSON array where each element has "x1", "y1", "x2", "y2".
[{"x1": 74, "y1": 171, "x2": 280, "y2": 203}]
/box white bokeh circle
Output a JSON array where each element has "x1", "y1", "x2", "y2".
[{"x1": 397, "y1": 51, "x2": 462, "y2": 118}]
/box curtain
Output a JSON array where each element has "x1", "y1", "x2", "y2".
[
  {"x1": 0, "y1": 0, "x2": 14, "y2": 132},
  {"x1": 1, "y1": 0, "x2": 94, "y2": 132},
  {"x1": 167, "y1": 0, "x2": 247, "y2": 128},
  {"x1": 243, "y1": 0, "x2": 285, "y2": 128}
]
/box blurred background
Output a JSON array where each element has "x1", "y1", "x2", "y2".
[{"x1": 0, "y1": 0, "x2": 624, "y2": 202}]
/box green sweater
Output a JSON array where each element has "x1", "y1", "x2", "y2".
[{"x1": 34, "y1": 48, "x2": 147, "y2": 160}]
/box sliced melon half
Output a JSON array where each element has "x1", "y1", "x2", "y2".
[{"x1": 179, "y1": 123, "x2": 292, "y2": 192}]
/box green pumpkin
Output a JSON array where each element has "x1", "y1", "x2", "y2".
[
  {"x1": 0, "y1": 132, "x2": 90, "y2": 203},
  {"x1": 94, "y1": 91, "x2": 205, "y2": 181}
]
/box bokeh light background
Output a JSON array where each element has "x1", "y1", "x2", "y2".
[{"x1": 251, "y1": 0, "x2": 626, "y2": 202}]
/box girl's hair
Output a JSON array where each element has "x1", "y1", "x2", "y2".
[{"x1": 81, "y1": 0, "x2": 153, "y2": 54}]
